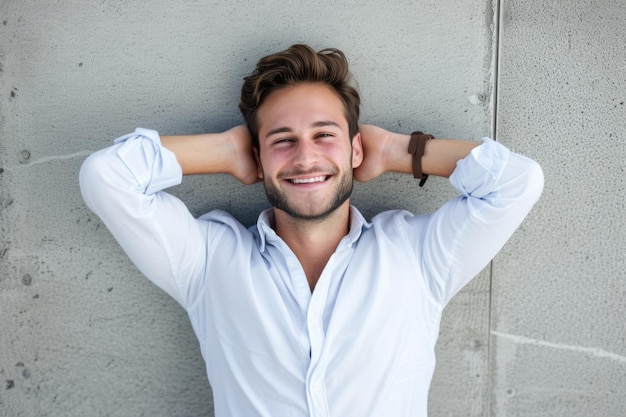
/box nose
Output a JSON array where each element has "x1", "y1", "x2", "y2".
[{"x1": 292, "y1": 139, "x2": 319, "y2": 168}]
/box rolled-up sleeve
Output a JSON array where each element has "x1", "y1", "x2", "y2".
[
  {"x1": 421, "y1": 138, "x2": 544, "y2": 305},
  {"x1": 79, "y1": 129, "x2": 208, "y2": 307}
]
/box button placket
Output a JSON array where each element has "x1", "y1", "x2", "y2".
[
  {"x1": 307, "y1": 256, "x2": 332, "y2": 362},
  {"x1": 304, "y1": 257, "x2": 334, "y2": 417},
  {"x1": 307, "y1": 304, "x2": 324, "y2": 362},
  {"x1": 306, "y1": 367, "x2": 329, "y2": 417},
  {"x1": 309, "y1": 378, "x2": 328, "y2": 417}
]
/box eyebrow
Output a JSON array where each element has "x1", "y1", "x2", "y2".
[{"x1": 265, "y1": 120, "x2": 342, "y2": 138}]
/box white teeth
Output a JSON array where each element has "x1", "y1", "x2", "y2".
[{"x1": 290, "y1": 176, "x2": 326, "y2": 184}]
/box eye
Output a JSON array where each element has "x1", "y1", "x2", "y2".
[
  {"x1": 315, "y1": 132, "x2": 334, "y2": 139},
  {"x1": 272, "y1": 138, "x2": 295, "y2": 145}
]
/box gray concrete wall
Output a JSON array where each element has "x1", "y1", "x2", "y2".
[
  {"x1": 492, "y1": 1, "x2": 626, "y2": 415},
  {"x1": 0, "y1": 0, "x2": 623, "y2": 416}
]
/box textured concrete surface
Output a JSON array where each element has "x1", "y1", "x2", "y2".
[
  {"x1": 492, "y1": 1, "x2": 626, "y2": 415},
  {"x1": 0, "y1": 0, "x2": 623, "y2": 416}
]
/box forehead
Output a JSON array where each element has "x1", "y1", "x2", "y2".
[{"x1": 257, "y1": 83, "x2": 348, "y2": 136}]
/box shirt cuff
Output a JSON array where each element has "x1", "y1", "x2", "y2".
[
  {"x1": 449, "y1": 137, "x2": 510, "y2": 198},
  {"x1": 114, "y1": 128, "x2": 183, "y2": 194}
]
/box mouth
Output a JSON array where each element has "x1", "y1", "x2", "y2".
[{"x1": 288, "y1": 176, "x2": 328, "y2": 184}]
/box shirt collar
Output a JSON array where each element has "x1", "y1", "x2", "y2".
[{"x1": 254, "y1": 206, "x2": 371, "y2": 252}]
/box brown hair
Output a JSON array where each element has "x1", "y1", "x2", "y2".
[{"x1": 239, "y1": 44, "x2": 360, "y2": 148}]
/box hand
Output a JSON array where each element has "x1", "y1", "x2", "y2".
[
  {"x1": 226, "y1": 125, "x2": 261, "y2": 185},
  {"x1": 353, "y1": 124, "x2": 403, "y2": 182}
]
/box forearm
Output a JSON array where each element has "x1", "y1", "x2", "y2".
[
  {"x1": 161, "y1": 133, "x2": 228, "y2": 175},
  {"x1": 356, "y1": 125, "x2": 480, "y2": 182},
  {"x1": 161, "y1": 125, "x2": 258, "y2": 184},
  {"x1": 385, "y1": 131, "x2": 479, "y2": 178}
]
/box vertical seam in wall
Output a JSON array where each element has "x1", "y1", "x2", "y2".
[
  {"x1": 491, "y1": 0, "x2": 502, "y2": 140},
  {"x1": 488, "y1": 0, "x2": 502, "y2": 416}
]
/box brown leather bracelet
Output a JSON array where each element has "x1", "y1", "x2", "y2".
[{"x1": 408, "y1": 131, "x2": 435, "y2": 187}]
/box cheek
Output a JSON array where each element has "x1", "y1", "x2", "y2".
[
  {"x1": 260, "y1": 149, "x2": 290, "y2": 172},
  {"x1": 258, "y1": 156, "x2": 280, "y2": 179}
]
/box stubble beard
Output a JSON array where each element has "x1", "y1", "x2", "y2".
[{"x1": 263, "y1": 168, "x2": 354, "y2": 222}]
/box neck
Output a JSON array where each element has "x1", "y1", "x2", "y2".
[{"x1": 274, "y1": 202, "x2": 351, "y2": 291}]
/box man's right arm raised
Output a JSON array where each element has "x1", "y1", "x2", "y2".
[
  {"x1": 79, "y1": 126, "x2": 257, "y2": 307},
  {"x1": 160, "y1": 125, "x2": 259, "y2": 183}
]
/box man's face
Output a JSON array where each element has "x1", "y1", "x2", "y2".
[{"x1": 255, "y1": 82, "x2": 363, "y2": 221}]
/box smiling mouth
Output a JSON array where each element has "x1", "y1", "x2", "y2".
[{"x1": 288, "y1": 176, "x2": 328, "y2": 184}]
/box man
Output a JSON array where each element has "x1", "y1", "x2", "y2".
[{"x1": 80, "y1": 44, "x2": 543, "y2": 416}]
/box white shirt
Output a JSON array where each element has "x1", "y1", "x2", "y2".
[{"x1": 79, "y1": 128, "x2": 543, "y2": 417}]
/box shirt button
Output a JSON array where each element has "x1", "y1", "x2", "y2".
[
  {"x1": 310, "y1": 316, "x2": 319, "y2": 324},
  {"x1": 311, "y1": 382, "x2": 321, "y2": 392}
]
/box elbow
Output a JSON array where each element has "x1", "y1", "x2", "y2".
[
  {"x1": 79, "y1": 148, "x2": 117, "y2": 212},
  {"x1": 522, "y1": 159, "x2": 545, "y2": 206},
  {"x1": 79, "y1": 152, "x2": 101, "y2": 211},
  {"x1": 486, "y1": 157, "x2": 544, "y2": 214}
]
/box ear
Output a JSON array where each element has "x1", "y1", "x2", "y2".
[
  {"x1": 351, "y1": 132, "x2": 364, "y2": 168},
  {"x1": 252, "y1": 146, "x2": 264, "y2": 179}
]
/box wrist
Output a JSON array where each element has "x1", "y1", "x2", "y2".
[
  {"x1": 387, "y1": 132, "x2": 413, "y2": 174},
  {"x1": 408, "y1": 131, "x2": 435, "y2": 186}
]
